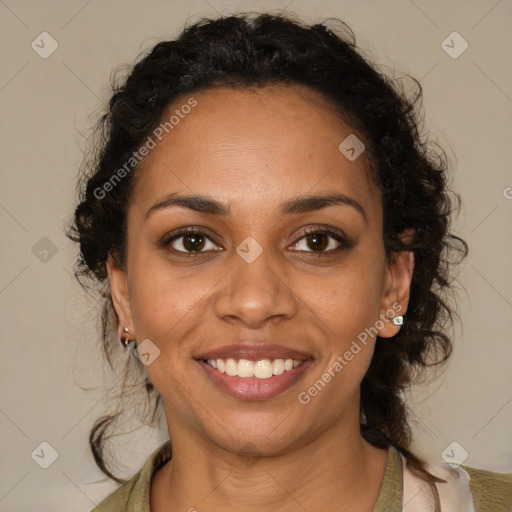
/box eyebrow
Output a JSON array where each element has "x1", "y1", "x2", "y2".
[{"x1": 145, "y1": 192, "x2": 368, "y2": 225}]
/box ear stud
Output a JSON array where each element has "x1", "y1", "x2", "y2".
[{"x1": 392, "y1": 315, "x2": 404, "y2": 326}]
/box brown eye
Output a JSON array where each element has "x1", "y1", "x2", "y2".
[
  {"x1": 162, "y1": 227, "x2": 222, "y2": 254},
  {"x1": 181, "y1": 233, "x2": 206, "y2": 252},
  {"x1": 304, "y1": 233, "x2": 329, "y2": 251},
  {"x1": 291, "y1": 228, "x2": 353, "y2": 254}
]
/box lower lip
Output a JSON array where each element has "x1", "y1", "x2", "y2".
[{"x1": 196, "y1": 359, "x2": 313, "y2": 400}]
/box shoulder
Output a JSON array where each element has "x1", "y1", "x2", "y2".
[
  {"x1": 461, "y1": 464, "x2": 512, "y2": 512},
  {"x1": 89, "y1": 440, "x2": 173, "y2": 512},
  {"x1": 400, "y1": 449, "x2": 512, "y2": 512},
  {"x1": 89, "y1": 479, "x2": 134, "y2": 511},
  {"x1": 427, "y1": 459, "x2": 512, "y2": 512}
]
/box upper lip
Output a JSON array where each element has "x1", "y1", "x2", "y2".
[{"x1": 195, "y1": 343, "x2": 312, "y2": 362}]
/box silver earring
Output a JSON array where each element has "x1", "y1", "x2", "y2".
[
  {"x1": 120, "y1": 327, "x2": 135, "y2": 348},
  {"x1": 392, "y1": 315, "x2": 404, "y2": 326}
]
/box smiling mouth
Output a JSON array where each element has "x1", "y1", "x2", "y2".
[{"x1": 199, "y1": 357, "x2": 307, "y2": 379}]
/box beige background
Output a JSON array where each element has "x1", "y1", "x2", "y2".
[{"x1": 1, "y1": 0, "x2": 511, "y2": 510}]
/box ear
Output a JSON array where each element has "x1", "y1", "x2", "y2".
[
  {"x1": 107, "y1": 253, "x2": 134, "y2": 338},
  {"x1": 377, "y1": 229, "x2": 415, "y2": 338}
]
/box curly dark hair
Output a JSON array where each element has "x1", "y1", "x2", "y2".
[{"x1": 67, "y1": 11, "x2": 468, "y2": 504}]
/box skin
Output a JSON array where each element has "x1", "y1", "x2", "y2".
[{"x1": 108, "y1": 84, "x2": 414, "y2": 512}]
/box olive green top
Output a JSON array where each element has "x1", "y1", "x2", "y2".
[{"x1": 90, "y1": 440, "x2": 512, "y2": 511}]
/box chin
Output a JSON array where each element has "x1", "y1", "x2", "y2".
[{"x1": 202, "y1": 411, "x2": 306, "y2": 457}]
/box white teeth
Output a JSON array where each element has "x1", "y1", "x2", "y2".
[
  {"x1": 254, "y1": 359, "x2": 273, "y2": 379},
  {"x1": 237, "y1": 359, "x2": 254, "y2": 378},
  {"x1": 272, "y1": 359, "x2": 285, "y2": 375},
  {"x1": 225, "y1": 358, "x2": 238, "y2": 376},
  {"x1": 205, "y1": 358, "x2": 304, "y2": 378}
]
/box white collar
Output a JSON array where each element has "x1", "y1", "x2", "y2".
[{"x1": 400, "y1": 451, "x2": 476, "y2": 511}]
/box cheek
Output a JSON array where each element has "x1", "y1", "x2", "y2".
[
  {"x1": 126, "y1": 252, "x2": 215, "y2": 401},
  {"x1": 298, "y1": 276, "x2": 381, "y2": 414},
  {"x1": 306, "y1": 256, "x2": 385, "y2": 336},
  {"x1": 302, "y1": 252, "x2": 385, "y2": 387},
  {"x1": 126, "y1": 246, "x2": 212, "y2": 352}
]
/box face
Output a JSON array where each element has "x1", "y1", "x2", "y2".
[{"x1": 108, "y1": 84, "x2": 414, "y2": 458}]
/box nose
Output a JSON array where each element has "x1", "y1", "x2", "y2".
[{"x1": 212, "y1": 246, "x2": 299, "y2": 329}]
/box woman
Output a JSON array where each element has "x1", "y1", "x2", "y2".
[{"x1": 68, "y1": 12, "x2": 512, "y2": 512}]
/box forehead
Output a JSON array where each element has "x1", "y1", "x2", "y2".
[{"x1": 131, "y1": 84, "x2": 381, "y2": 224}]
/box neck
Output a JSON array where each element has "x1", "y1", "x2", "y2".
[{"x1": 151, "y1": 413, "x2": 389, "y2": 512}]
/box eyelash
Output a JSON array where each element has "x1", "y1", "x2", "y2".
[{"x1": 160, "y1": 226, "x2": 354, "y2": 257}]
